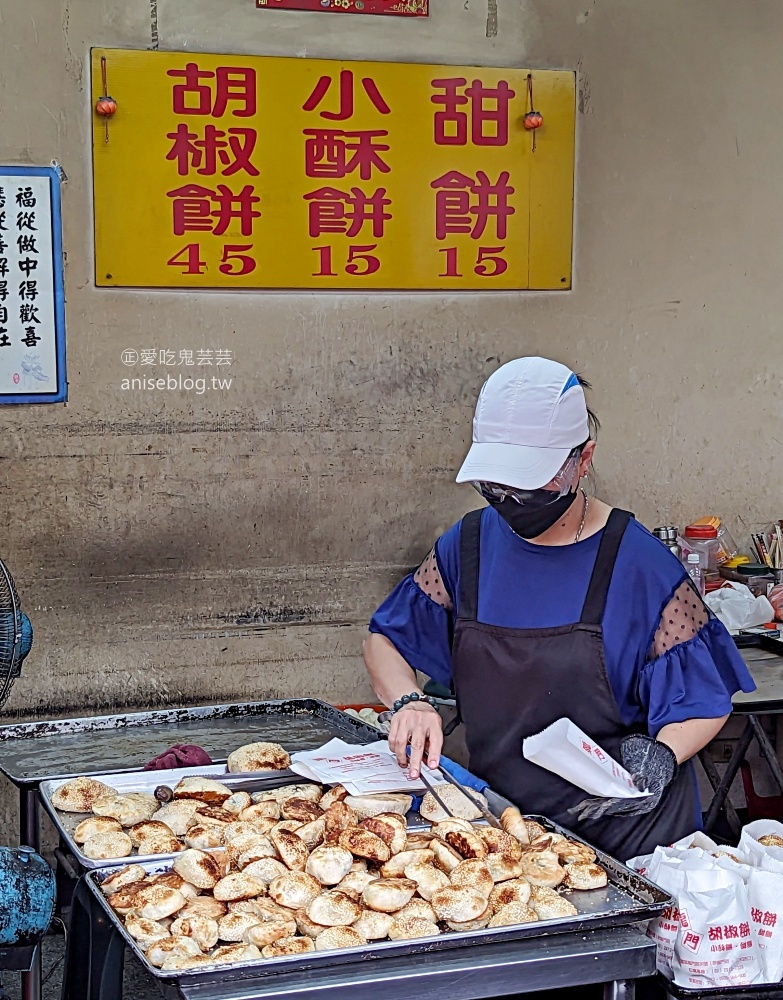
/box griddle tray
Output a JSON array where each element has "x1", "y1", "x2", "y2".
[
  {"x1": 0, "y1": 698, "x2": 381, "y2": 785},
  {"x1": 86, "y1": 812, "x2": 672, "y2": 985}
]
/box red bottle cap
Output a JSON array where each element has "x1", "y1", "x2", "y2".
[{"x1": 684, "y1": 524, "x2": 718, "y2": 539}]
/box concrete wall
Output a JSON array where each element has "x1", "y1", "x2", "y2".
[{"x1": 0, "y1": 0, "x2": 780, "y2": 835}]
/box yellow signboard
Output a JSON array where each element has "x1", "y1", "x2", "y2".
[{"x1": 92, "y1": 50, "x2": 575, "y2": 290}]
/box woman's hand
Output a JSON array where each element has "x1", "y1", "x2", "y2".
[{"x1": 387, "y1": 702, "x2": 444, "y2": 779}]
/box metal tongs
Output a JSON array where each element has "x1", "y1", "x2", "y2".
[{"x1": 418, "y1": 766, "x2": 503, "y2": 830}]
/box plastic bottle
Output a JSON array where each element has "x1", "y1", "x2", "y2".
[
  {"x1": 687, "y1": 552, "x2": 705, "y2": 596},
  {"x1": 682, "y1": 524, "x2": 720, "y2": 572}
]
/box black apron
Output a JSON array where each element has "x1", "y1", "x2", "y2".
[{"x1": 451, "y1": 507, "x2": 697, "y2": 861}]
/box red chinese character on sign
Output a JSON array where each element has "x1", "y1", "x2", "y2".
[
  {"x1": 752, "y1": 908, "x2": 763, "y2": 923},
  {"x1": 303, "y1": 186, "x2": 391, "y2": 238},
  {"x1": 303, "y1": 70, "x2": 391, "y2": 121},
  {"x1": 303, "y1": 130, "x2": 391, "y2": 180},
  {"x1": 431, "y1": 77, "x2": 516, "y2": 146},
  {"x1": 682, "y1": 931, "x2": 702, "y2": 952},
  {"x1": 739, "y1": 922, "x2": 751, "y2": 938},
  {"x1": 763, "y1": 912, "x2": 777, "y2": 928},
  {"x1": 724, "y1": 925, "x2": 739, "y2": 940},
  {"x1": 708, "y1": 927, "x2": 723, "y2": 942},
  {"x1": 166, "y1": 125, "x2": 260, "y2": 176},
  {"x1": 168, "y1": 64, "x2": 257, "y2": 117},
  {"x1": 430, "y1": 170, "x2": 515, "y2": 240},
  {"x1": 166, "y1": 184, "x2": 261, "y2": 236}
]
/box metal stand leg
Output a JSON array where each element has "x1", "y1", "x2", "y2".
[
  {"x1": 748, "y1": 715, "x2": 783, "y2": 794},
  {"x1": 60, "y1": 876, "x2": 124, "y2": 1000},
  {"x1": 698, "y1": 749, "x2": 743, "y2": 838},
  {"x1": 604, "y1": 981, "x2": 636, "y2": 1000},
  {"x1": 20, "y1": 786, "x2": 41, "y2": 1000},
  {"x1": 702, "y1": 720, "x2": 755, "y2": 835}
]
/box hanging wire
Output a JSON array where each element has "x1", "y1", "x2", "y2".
[
  {"x1": 101, "y1": 56, "x2": 110, "y2": 142},
  {"x1": 40, "y1": 917, "x2": 68, "y2": 987}
]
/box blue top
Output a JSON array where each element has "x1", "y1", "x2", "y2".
[{"x1": 370, "y1": 507, "x2": 756, "y2": 737}]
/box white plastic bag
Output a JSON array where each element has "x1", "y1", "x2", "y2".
[
  {"x1": 522, "y1": 717, "x2": 650, "y2": 798},
  {"x1": 645, "y1": 860, "x2": 687, "y2": 979},
  {"x1": 739, "y1": 820, "x2": 783, "y2": 868},
  {"x1": 641, "y1": 853, "x2": 716, "y2": 978},
  {"x1": 626, "y1": 852, "x2": 656, "y2": 878},
  {"x1": 671, "y1": 867, "x2": 761, "y2": 988},
  {"x1": 712, "y1": 854, "x2": 753, "y2": 884},
  {"x1": 671, "y1": 831, "x2": 720, "y2": 852},
  {"x1": 704, "y1": 581, "x2": 774, "y2": 631},
  {"x1": 759, "y1": 853, "x2": 783, "y2": 875},
  {"x1": 747, "y1": 868, "x2": 783, "y2": 982}
]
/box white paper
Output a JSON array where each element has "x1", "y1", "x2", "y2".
[
  {"x1": 670, "y1": 867, "x2": 761, "y2": 988},
  {"x1": 289, "y1": 739, "x2": 446, "y2": 795},
  {"x1": 739, "y1": 819, "x2": 783, "y2": 868},
  {"x1": 704, "y1": 581, "x2": 774, "y2": 632},
  {"x1": 635, "y1": 829, "x2": 783, "y2": 987},
  {"x1": 747, "y1": 868, "x2": 783, "y2": 982},
  {"x1": 522, "y1": 717, "x2": 650, "y2": 798},
  {"x1": 0, "y1": 174, "x2": 59, "y2": 394},
  {"x1": 671, "y1": 831, "x2": 721, "y2": 852}
]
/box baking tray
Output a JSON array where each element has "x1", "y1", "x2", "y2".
[
  {"x1": 40, "y1": 769, "x2": 324, "y2": 871},
  {"x1": 0, "y1": 698, "x2": 382, "y2": 785},
  {"x1": 44, "y1": 765, "x2": 449, "y2": 872},
  {"x1": 85, "y1": 810, "x2": 672, "y2": 985}
]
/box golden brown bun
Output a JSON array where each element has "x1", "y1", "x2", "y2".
[
  {"x1": 227, "y1": 742, "x2": 291, "y2": 773},
  {"x1": 268, "y1": 872, "x2": 322, "y2": 910},
  {"x1": 172, "y1": 777, "x2": 232, "y2": 805},
  {"x1": 51, "y1": 777, "x2": 114, "y2": 813},
  {"x1": 361, "y1": 878, "x2": 417, "y2": 914}
]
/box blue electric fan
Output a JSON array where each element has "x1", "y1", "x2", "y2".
[
  {"x1": 0, "y1": 557, "x2": 33, "y2": 710},
  {"x1": 0, "y1": 559, "x2": 54, "y2": 997}
]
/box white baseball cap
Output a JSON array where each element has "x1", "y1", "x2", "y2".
[{"x1": 455, "y1": 357, "x2": 590, "y2": 490}]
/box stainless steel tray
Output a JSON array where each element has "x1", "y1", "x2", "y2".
[
  {"x1": 0, "y1": 698, "x2": 382, "y2": 785},
  {"x1": 40, "y1": 769, "x2": 320, "y2": 871},
  {"x1": 85, "y1": 811, "x2": 672, "y2": 985}
]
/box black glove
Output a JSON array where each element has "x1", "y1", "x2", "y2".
[{"x1": 570, "y1": 734, "x2": 678, "y2": 822}]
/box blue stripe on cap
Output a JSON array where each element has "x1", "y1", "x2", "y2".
[{"x1": 560, "y1": 372, "x2": 580, "y2": 395}]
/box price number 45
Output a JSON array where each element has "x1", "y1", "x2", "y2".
[{"x1": 167, "y1": 244, "x2": 256, "y2": 276}]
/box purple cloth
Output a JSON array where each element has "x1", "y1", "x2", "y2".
[{"x1": 143, "y1": 744, "x2": 213, "y2": 771}]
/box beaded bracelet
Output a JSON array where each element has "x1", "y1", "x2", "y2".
[{"x1": 391, "y1": 692, "x2": 437, "y2": 714}]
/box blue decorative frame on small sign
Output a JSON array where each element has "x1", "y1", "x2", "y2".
[{"x1": 0, "y1": 165, "x2": 67, "y2": 404}]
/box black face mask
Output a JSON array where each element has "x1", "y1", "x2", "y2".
[{"x1": 488, "y1": 489, "x2": 579, "y2": 539}]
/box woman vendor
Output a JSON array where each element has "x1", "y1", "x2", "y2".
[{"x1": 363, "y1": 356, "x2": 755, "y2": 860}]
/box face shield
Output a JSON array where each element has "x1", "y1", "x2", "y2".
[{"x1": 472, "y1": 447, "x2": 582, "y2": 507}]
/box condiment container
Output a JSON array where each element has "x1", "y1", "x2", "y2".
[{"x1": 681, "y1": 523, "x2": 721, "y2": 572}]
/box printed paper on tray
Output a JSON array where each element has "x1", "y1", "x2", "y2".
[
  {"x1": 290, "y1": 739, "x2": 446, "y2": 794},
  {"x1": 522, "y1": 718, "x2": 650, "y2": 799}
]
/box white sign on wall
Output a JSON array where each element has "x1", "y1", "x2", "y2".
[{"x1": 0, "y1": 166, "x2": 67, "y2": 403}]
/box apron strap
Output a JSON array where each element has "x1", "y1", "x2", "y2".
[
  {"x1": 580, "y1": 508, "x2": 633, "y2": 626},
  {"x1": 457, "y1": 508, "x2": 483, "y2": 622}
]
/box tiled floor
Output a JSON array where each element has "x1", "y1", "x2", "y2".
[{"x1": 3, "y1": 935, "x2": 160, "y2": 1000}]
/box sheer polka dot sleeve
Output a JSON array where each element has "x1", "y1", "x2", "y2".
[
  {"x1": 413, "y1": 548, "x2": 453, "y2": 611},
  {"x1": 650, "y1": 579, "x2": 709, "y2": 658}
]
